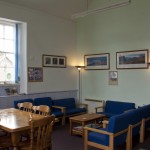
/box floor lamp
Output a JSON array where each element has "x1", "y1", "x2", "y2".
[{"x1": 75, "y1": 66, "x2": 84, "y2": 103}]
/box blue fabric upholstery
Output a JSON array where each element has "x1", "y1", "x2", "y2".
[
  {"x1": 138, "y1": 104, "x2": 150, "y2": 129},
  {"x1": 34, "y1": 97, "x2": 52, "y2": 108},
  {"x1": 97, "y1": 100, "x2": 135, "y2": 118},
  {"x1": 52, "y1": 111, "x2": 64, "y2": 117},
  {"x1": 65, "y1": 108, "x2": 86, "y2": 116},
  {"x1": 14, "y1": 99, "x2": 34, "y2": 109},
  {"x1": 53, "y1": 98, "x2": 76, "y2": 109},
  {"x1": 88, "y1": 128, "x2": 109, "y2": 146}
]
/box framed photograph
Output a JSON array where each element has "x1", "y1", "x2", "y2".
[
  {"x1": 28, "y1": 67, "x2": 43, "y2": 82},
  {"x1": 109, "y1": 71, "x2": 118, "y2": 85},
  {"x1": 42, "y1": 54, "x2": 66, "y2": 68},
  {"x1": 84, "y1": 53, "x2": 110, "y2": 70},
  {"x1": 116, "y1": 49, "x2": 149, "y2": 69}
]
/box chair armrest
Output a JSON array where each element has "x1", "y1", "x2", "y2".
[
  {"x1": 52, "y1": 106, "x2": 66, "y2": 113},
  {"x1": 77, "y1": 103, "x2": 88, "y2": 110},
  {"x1": 102, "y1": 120, "x2": 109, "y2": 128},
  {"x1": 95, "y1": 106, "x2": 104, "y2": 113},
  {"x1": 84, "y1": 126, "x2": 113, "y2": 136},
  {"x1": 124, "y1": 109, "x2": 134, "y2": 113}
]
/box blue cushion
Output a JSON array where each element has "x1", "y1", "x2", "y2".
[
  {"x1": 14, "y1": 99, "x2": 33, "y2": 109},
  {"x1": 65, "y1": 108, "x2": 86, "y2": 116},
  {"x1": 107, "y1": 113, "x2": 132, "y2": 145},
  {"x1": 34, "y1": 97, "x2": 52, "y2": 108},
  {"x1": 52, "y1": 111, "x2": 64, "y2": 117},
  {"x1": 53, "y1": 98, "x2": 76, "y2": 109},
  {"x1": 138, "y1": 104, "x2": 150, "y2": 129},
  {"x1": 88, "y1": 128, "x2": 109, "y2": 146},
  {"x1": 105, "y1": 100, "x2": 135, "y2": 115}
]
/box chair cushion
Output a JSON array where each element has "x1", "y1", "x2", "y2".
[
  {"x1": 65, "y1": 108, "x2": 86, "y2": 116},
  {"x1": 52, "y1": 111, "x2": 64, "y2": 117},
  {"x1": 88, "y1": 128, "x2": 109, "y2": 146}
]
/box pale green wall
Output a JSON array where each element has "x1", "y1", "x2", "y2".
[
  {"x1": 77, "y1": 0, "x2": 150, "y2": 106},
  {"x1": 0, "y1": 2, "x2": 78, "y2": 94}
]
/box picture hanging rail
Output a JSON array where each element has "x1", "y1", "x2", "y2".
[
  {"x1": 84, "y1": 53, "x2": 110, "y2": 70},
  {"x1": 42, "y1": 54, "x2": 66, "y2": 68},
  {"x1": 116, "y1": 49, "x2": 149, "y2": 69}
]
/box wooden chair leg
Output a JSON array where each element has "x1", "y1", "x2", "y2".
[
  {"x1": 62, "y1": 116, "x2": 65, "y2": 125},
  {"x1": 126, "y1": 125, "x2": 132, "y2": 150},
  {"x1": 84, "y1": 130, "x2": 88, "y2": 150},
  {"x1": 140, "y1": 119, "x2": 145, "y2": 143}
]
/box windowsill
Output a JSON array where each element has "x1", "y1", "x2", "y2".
[
  {"x1": 0, "y1": 93, "x2": 25, "y2": 97},
  {"x1": 0, "y1": 83, "x2": 20, "y2": 87}
]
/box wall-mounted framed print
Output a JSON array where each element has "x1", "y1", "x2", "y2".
[
  {"x1": 42, "y1": 54, "x2": 66, "y2": 68},
  {"x1": 116, "y1": 49, "x2": 149, "y2": 69},
  {"x1": 109, "y1": 71, "x2": 118, "y2": 85},
  {"x1": 84, "y1": 53, "x2": 110, "y2": 70},
  {"x1": 28, "y1": 67, "x2": 43, "y2": 82}
]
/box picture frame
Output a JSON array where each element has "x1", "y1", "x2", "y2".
[
  {"x1": 84, "y1": 53, "x2": 110, "y2": 70},
  {"x1": 109, "y1": 71, "x2": 118, "y2": 85},
  {"x1": 42, "y1": 54, "x2": 66, "y2": 68},
  {"x1": 28, "y1": 67, "x2": 43, "y2": 82},
  {"x1": 116, "y1": 49, "x2": 149, "y2": 69}
]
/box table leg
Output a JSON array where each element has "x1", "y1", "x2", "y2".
[
  {"x1": 70, "y1": 119, "x2": 72, "y2": 135},
  {"x1": 11, "y1": 132, "x2": 21, "y2": 150},
  {"x1": 82, "y1": 122, "x2": 85, "y2": 137}
]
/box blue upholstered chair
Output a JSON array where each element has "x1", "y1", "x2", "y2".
[
  {"x1": 84, "y1": 103, "x2": 150, "y2": 150},
  {"x1": 96, "y1": 100, "x2": 135, "y2": 118}
]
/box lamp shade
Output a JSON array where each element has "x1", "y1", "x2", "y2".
[{"x1": 75, "y1": 66, "x2": 85, "y2": 70}]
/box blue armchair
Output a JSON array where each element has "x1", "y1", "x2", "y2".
[{"x1": 96, "y1": 100, "x2": 135, "y2": 118}]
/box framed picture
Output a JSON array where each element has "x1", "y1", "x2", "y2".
[
  {"x1": 42, "y1": 54, "x2": 66, "y2": 68},
  {"x1": 28, "y1": 67, "x2": 43, "y2": 82},
  {"x1": 116, "y1": 49, "x2": 149, "y2": 69},
  {"x1": 84, "y1": 53, "x2": 110, "y2": 70},
  {"x1": 109, "y1": 71, "x2": 118, "y2": 85}
]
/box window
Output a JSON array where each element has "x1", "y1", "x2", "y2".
[{"x1": 0, "y1": 21, "x2": 18, "y2": 83}]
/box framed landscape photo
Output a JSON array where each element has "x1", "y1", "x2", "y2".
[
  {"x1": 116, "y1": 49, "x2": 149, "y2": 69},
  {"x1": 84, "y1": 53, "x2": 110, "y2": 70},
  {"x1": 42, "y1": 54, "x2": 66, "y2": 68},
  {"x1": 28, "y1": 67, "x2": 43, "y2": 82}
]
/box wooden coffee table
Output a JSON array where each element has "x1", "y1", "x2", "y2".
[{"x1": 69, "y1": 113, "x2": 105, "y2": 137}]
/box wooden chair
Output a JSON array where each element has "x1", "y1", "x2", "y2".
[
  {"x1": 18, "y1": 102, "x2": 33, "y2": 112},
  {"x1": 19, "y1": 115, "x2": 55, "y2": 150},
  {"x1": 32, "y1": 105, "x2": 50, "y2": 116}
]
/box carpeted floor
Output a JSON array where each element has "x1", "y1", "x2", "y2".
[{"x1": 52, "y1": 124, "x2": 150, "y2": 150}]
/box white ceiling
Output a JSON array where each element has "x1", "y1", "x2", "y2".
[{"x1": 0, "y1": 0, "x2": 88, "y2": 20}]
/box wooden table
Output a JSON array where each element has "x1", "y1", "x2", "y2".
[
  {"x1": 69, "y1": 113, "x2": 105, "y2": 137},
  {"x1": 0, "y1": 108, "x2": 44, "y2": 150}
]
